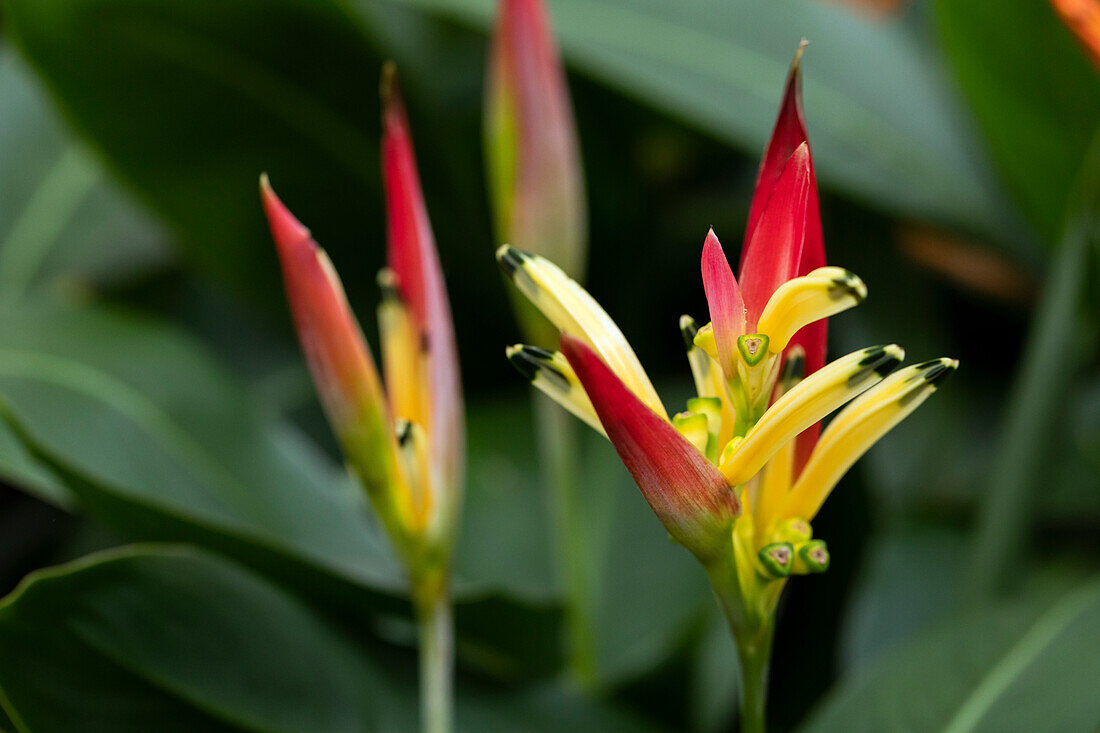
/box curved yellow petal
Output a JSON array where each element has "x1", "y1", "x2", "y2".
[
  {"x1": 756, "y1": 267, "x2": 866, "y2": 353},
  {"x1": 720, "y1": 345, "x2": 904, "y2": 486},
  {"x1": 498, "y1": 246, "x2": 666, "y2": 418},
  {"x1": 784, "y1": 358, "x2": 957, "y2": 521},
  {"x1": 506, "y1": 344, "x2": 606, "y2": 436}
]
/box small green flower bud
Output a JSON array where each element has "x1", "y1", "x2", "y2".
[
  {"x1": 774, "y1": 517, "x2": 812, "y2": 544},
  {"x1": 794, "y1": 539, "x2": 830, "y2": 574},
  {"x1": 737, "y1": 334, "x2": 770, "y2": 367},
  {"x1": 756, "y1": 542, "x2": 794, "y2": 579}
]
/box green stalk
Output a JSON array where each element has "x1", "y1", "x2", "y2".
[
  {"x1": 966, "y1": 135, "x2": 1100, "y2": 602},
  {"x1": 707, "y1": 556, "x2": 776, "y2": 733},
  {"x1": 734, "y1": 622, "x2": 775, "y2": 733},
  {"x1": 533, "y1": 394, "x2": 598, "y2": 688},
  {"x1": 414, "y1": 584, "x2": 454, "y2": 733}
]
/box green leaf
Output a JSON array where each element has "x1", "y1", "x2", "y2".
[
  {"x1": 0, "y1": 544, "x2": 655, "y2": 732},
  {"x1": 966, "y1": 131, "x2": 1100, "y2": 601},
  {"x1": 0, "y1": 45, "x2": 170, "y2": 299},
  {"x1": 0, "y1": 301, "x2": 407, "y2": 595},
  {"x1": 0, "y1": 545, "x2": 388, "y2": 732},
  {"x1": 378, "y1": 0, "x2": 1016, "y2": 244},
  {"x1": 935, "y1": 0, "x2": 1100, "y2": 242},
  {"x1": 838, "y1": 528, "x2": 964, "y2": 673},
  {"x1": 0, "y1": 301, "x2": 567, "y2": 673},
  {"x1": 802, "y1": 578, "x2": 1100, "y2": 733},
  {"x1": 2, "y1": 0, "x2": 385, "y2": 303}
]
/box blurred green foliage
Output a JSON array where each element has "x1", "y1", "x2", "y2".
[{"x1": 0, "y1": 0, "x2": 1097, "y2": 730}]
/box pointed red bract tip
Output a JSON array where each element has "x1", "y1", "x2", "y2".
[
  {"x1": 260, "y1": 178, "x2": 385, "y2": 437},
  {"x1": 738, "y1": 142, "x2": 812, "y2": 330},
  {"x1": 701, "y1": 229, "x2": 745, "y2": 377},
  {"x1": 743, "y1": 44, "x2": 809, "y2": 257},
  {"x1": 486, "y1": 0, "x2": 586, "y2": 282},
  {"x1": 380, "y1": 66, "x2": 464, "y2": 493},
  {"x1": 561, "y1": 332, "x2": 739, "y2": 561},
  {"x1": 260, "y1": 174, "x2": 311, "y2": 255}
]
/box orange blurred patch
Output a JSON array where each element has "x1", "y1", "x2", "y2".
[
  {"x1": 820, "y1": 0, "x2": 907, "y2": 18},
  {"x1": 1050, "y1": 0, "x2": 1100, "y2": 68},
  {"x1": 897, "y1": 225, "x2": 1035, "y2": 304}
]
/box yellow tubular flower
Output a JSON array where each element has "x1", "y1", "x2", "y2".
[
  {"x1": 497, "y1": 245, "x2": 667, "y2": 418},
  {"x1": 756, "y1": 267, "x2": 867, "y2": 353},
  {"x1": 784, "y1": 358, "x2": 958, "y2": 521},
  {"x1": 720, "y1": 345, "x2": 905, "y2": 486},
  {"x1": 505, "y1": 344, "x2": 606, "y2": 435}
]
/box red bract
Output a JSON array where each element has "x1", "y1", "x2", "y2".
[
  {"x1": 739, "y1": 47, "x2": 827, "y2": 473},
  {"x1": 485, "y1": 0, "x2": 586, "y2": 281},
  {"x1": 260, "y1": 177, "x2": 401, "y2": 504},
  {"x1": 382, "y1": 68, "x2": 465, "y2": 498},
  {"x1": 561, "y1": 333, "x2": 739, "y2": 561}
]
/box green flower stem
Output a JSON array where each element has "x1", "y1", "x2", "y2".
[
  {"x1": 534, "y1": 395, "x2": 598, "y2": 688},
  {"x1": 707, "y1": 556, "x2": 777, "y2": 733},
  {"x1": 734, "y1": 619, "x2": 776, "y2": 733},
  {"x1": 414, "y1": 582, "x2": 454, "y2": 733}
]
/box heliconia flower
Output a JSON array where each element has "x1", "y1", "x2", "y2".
[
  {"x1": 486, "y1": 0, "x2": 586, "y2": 343},
  {"x1": 1050, "y1": 0, "x2": 1100, "y2": 69},
  {"x1": 498, "y1": 48, "x2": 956, "y2": 626},
  {"x1": 261, "y1": 68, "x2": 464, "y2": 559},
  {"x1": 382, "y1": 65, "x2": 465, "y2": 540}
]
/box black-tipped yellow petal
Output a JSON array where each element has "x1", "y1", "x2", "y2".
[
  {"x1": 394, "y1": 418, "x2": 432, "y2": 532},
  {"x1": 506, "y1": 344, "x2": 605, "y2": 436},
  {"x1": 757, "y1": 267, "x2": 867, "y2": 353},
  {"x1": 785, "y1": 357, "x2": 958, "y2": 520},
  {"x1": 720, "y1": 345, "x2": 905, "y2": 486},
  {"x1": 497, "y1": 245, "x2": 666, "y2": 418}
]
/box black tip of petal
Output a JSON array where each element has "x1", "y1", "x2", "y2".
[
  {"x1": 679, "y1": 315, "x2": 699, "y2": 352},
  {"x1": 924, "y1": 360, "x2": 957, "y2": 387},
  {"x1": 783, "y1": 352, "x2": 806, "y2": 382},
  {"x1": 496, "y1": 246, "x2": 528, "y2": 277}
]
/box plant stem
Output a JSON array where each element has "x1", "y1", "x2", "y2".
[
  {"x1": 734, "y1": 620, "x2": 775, "y2": 733},
  {"x1": 533, "y1": 395, "x2": 598, "y2": 689},
  {"x1": 706, "y1": 557, "x2": 777, "y2": 733},
  {"x1": 414, "y1": 586, "x2": 454, "y2": 733}
]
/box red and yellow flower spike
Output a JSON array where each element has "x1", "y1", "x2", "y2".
[
  {"x1": 486, "y1": 0, "x2": 586, "y2": 344},
  {"x1": 499, "y1": 45, "x2": 958, "y2": 732},
  {"x1": 382, "y1": 65, "x2": 465, "y2": 541},
  {"x1": 262, "y1": 68, "x2": 464, "y2": 566}
]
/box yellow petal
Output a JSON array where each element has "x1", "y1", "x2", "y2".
[
  {"x1": 757, "y1": 267, "x2": 867, "y2": 353},
  {"x1": 785, "y1": 357, "x2": 957, "y2": 521},
  {"x1": 394, "y1": 418, "x2": 432, "y2": 533},
  {"x1": 506, "y1": 344, "x2": 606, "y2": 436},
  {"x1": 753, "y1": 429, "x2": 794, "y2": 547},
  {"x1": 377, "y1": 269, "x2": 428, "y2": 430},
  {"x1": 498, "y1": 246, "x2": 666, "y2": 418},
  {"x1": 720, "y1": 345, "x2": 905, "y2": 486}
]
